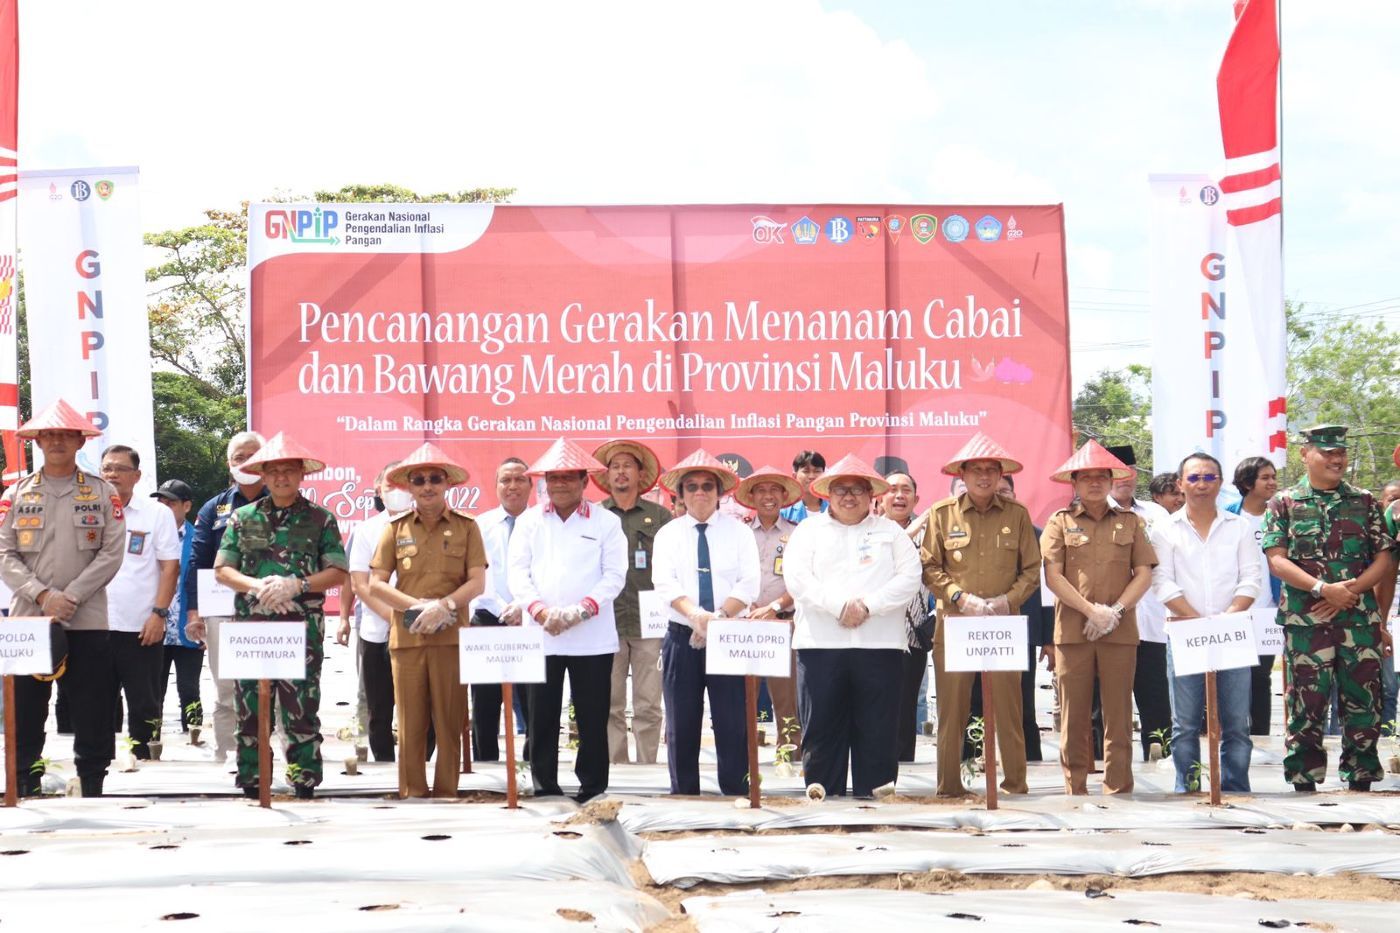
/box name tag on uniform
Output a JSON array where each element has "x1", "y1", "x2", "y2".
[
  {"x1": 127, "y1": 531, "x2": 147, "y2": 555},
  {"x1": 634, "y1": 548, "x2": 647, "y2": 571}
]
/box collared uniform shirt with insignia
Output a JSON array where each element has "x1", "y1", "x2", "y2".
[
  {"x1": 215, "y1": 494, "x2": 348, "y2": 625},
  {"x1": 920, "y1": 492, "x2": 1041, "y2": 619},
  {"x1": 1040, "y1": 502, "x2": 1157, "y2": 645},
  {"x1": 601, "y1": 496, "x2": 672, "y2": 639},
  {"x1": 753, "y1": 516, "x2": 798, "y2": 610},
  {"x1": 0, "y1": 469, "x2": 127, "y2": 630},
  {"x1": 370, "y1": 508, "x2": 487, "y2": 650}
]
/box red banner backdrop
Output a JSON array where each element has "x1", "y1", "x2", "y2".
[{"x1": 249, "y1": 204, "x2": 1072, "y2": 532}]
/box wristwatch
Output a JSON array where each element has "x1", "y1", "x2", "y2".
[
  {"x1": 299, "y1": 578, "x2": 311, "y2": 595},
  {"x1": 1310, "y1": 579, "x2": 1326, "y2": 597},
  {"x1": 951, "y1": 591, "x2": 965, "y2": 606},
  {"x1": 768, "y1": 600, "x2": 784, "y2": 615},
  {"x1": 152, "y1": 607, "x2": 170, "y2": 620}
]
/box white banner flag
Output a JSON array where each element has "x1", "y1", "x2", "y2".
[{"x1": 17, "y1": 166, "x2": 157, "y2": 492}]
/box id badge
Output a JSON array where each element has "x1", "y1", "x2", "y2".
[
  {"x1": 634, "y1": 548, "x2": 648, "y2": 571},
  {"x1": 128, "y1": 531, "x2": 148, "y2": 555},
  {"x1": 773, "y1": 555, "x2": 784, "y2": 576}
]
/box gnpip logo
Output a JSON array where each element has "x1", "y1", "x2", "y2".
[{"x1": 265, "y1": 207, "x2": 341, "y2": 245}]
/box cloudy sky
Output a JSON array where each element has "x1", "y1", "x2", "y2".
[{"x1": 19, "y1": 0, "x2": 1399, "y2": 389}]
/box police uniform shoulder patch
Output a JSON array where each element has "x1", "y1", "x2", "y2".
[
  {"x1": 0, "y1": 498, "x2": 11, "y2": 524},
  {"x1": 110, "y1": 495, "x2": 124, "y2": 521}
]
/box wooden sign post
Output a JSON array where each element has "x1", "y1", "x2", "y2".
[
  {"x1": 980, "y1": 675, "x2": 999, "y2": 811},
  {"x1": 460, "y1": 715, "x2": 473, "y2": 774},
  {"x1": 217, "y1": 620, "x2": 307, "y2": 808},
  {"x1": 744, "y1": 675, "x2": 760, "y2": 809},
  {"x1": 257, "y1": 679, "x2": 272, "y2": 809},
  {"x1": 705, "y1": 619, "x2": 793, "y2": 811},
  {"x1": 459, "y1": 625, "x2": 546, "y2": 806},
  {"x1": 1166, "y1": 612, "x2": 1258, "y2": 807},
  {"x1": 4, "y1": 675, "x2": 16, "y2": 808},
  {"x1": 1, "y1": 618, "x2": 57, "y2": 807},
  {"x1": 1205, "y1": 671, "x2": 1222, "y2": 807},
  {"x1": 942, "y1": 615, "x2": 1028, "y2": 811}
]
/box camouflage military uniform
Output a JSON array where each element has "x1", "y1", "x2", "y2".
[
  {"x1": 1262, "y1": 477, "x2": 1396, "y2": 785},
  {"x1": 216, "y1": 495, "x2": 347, "y2": 791}
]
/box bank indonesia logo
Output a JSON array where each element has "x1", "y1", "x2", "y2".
[
  {"x1": 791, "y1": 216, "x2": 819, "y2": 245},
  {"x1": 70, "y1": 180, "x2": 92, "y2": 202},
  {"x1": 1199, "y1": 185, "x2": 1220, "y2": 206},
  {"x1": 751, "y1": 215, "x2": 787, "y2": 245},
  {"x1": 975, "y1": 215, "x2": 1003, "y2": 242},
  {"x1": 824, "y1": 216, "x2": 853, "y2": 244},
  {"x1": 942, "y1": 214, "x2": 970, "y2": 243}
]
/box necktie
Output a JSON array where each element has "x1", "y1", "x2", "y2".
[
  {"x1": 696, "y1": 522, "x2": 713, "y2": 611},
  {"x1": 505, "y1": 513, "x2": 516, "y2": 540}
]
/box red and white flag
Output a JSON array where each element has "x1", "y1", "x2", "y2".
[
  {"x1": 0, "y1": 0, "x2": 24, "y2": 481},
  {"x1": 1217, "y1": 0, "x2": 1287, "y2": 466}
]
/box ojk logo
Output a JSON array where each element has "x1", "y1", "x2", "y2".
[{"x1": 264, "y1": 207, "x2": 342, "y2": 245}]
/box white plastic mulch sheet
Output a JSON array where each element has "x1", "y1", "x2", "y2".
[
  {"x1": 617, "y1": 794, "x2": 1400, "y2": 834},
  {"x1": 643, "y1": 827, "x2": 1400, "y2": 887},
  {"x1": 0, "y1": 881, "x2": 667, "y2": 932},
  {"x1": 680, "y1": 889, "x2": 1394, "y2": 932}
]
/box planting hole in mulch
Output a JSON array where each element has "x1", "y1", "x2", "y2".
[
  {"x1": 421, "y1": 834, "x2": 451, "y2": 841},
  {"x1": 2, "y1": 850, "x2": 30, "y2": 856},
  {"x1": 946, "y1": 913, "x2": 983, "y2": 921},
  {"x1": 556, "y1": 908, "x2": 595, "y2": 922},
  {"x1": 284, "y1": 840, "x2": 312, "y2": 846},
  {"x1": 1124, "y1": 921, "x2": 1161, "y2": 927},
  {"x1": 553, "y1": 831, "x2": 583, "y2": 839},
  {"x1": 359, "y1": 904, "x2": 400, "y2": 912},
  {"x1": 150, "y1": 845, "x2": 180, "y2": 850},
  {"x1": 335, "y1": 701, "x2": 349, "y2": 706},
  {"x1": 160, "y1": 913, "x2": 199, "y2": 921}
]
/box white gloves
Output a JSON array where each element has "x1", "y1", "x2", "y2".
[
  {"x1": 254, "y1": 576, "x2": 301, "y2": 614},
  {"x1": 687, "y1": 609, "x2": 716, "y2": 648},
  {"x1": 1083, "y1": 603, "x2": 1121, "y2": 641},
  {"x1": 957, "y1": 593, "x2": 990, "y2": 616},
  {"x1": 542, "y1": 604, "x2": 593, "y2": 636},
  {"x1": 987, "y1": 595, "x2": 1011, "y2": 616},
  {"x1": 411, "y1": 599, "x2": 454, "y2": 634},
  {"x1": 500, "y1": 602, "x2": 524, "y2": 626}
]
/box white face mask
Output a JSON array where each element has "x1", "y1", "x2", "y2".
[
  {"x1": 383, "y1": 488, "x2": 414, "y2": 513},
  {"x1": 230, "y1": 466, "x2": 260, "y2": 486}
]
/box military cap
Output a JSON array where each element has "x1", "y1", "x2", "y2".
[{"x1": 1298, "y1": 425, "x2": 1348, "y2": 450}]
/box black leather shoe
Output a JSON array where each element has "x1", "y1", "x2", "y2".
[
  {"x1": 79, "y1": 776, "x2": 104, "y2": 798},
  {"x1": 1348, "y1": 780, "x2": 1372, "y2": 792},
  {"x1": 293, "y1": 785, "x2": 315, "y2": 800},
  {"x1": 1293, "y1": 782, "x2": 1317, "y2": 792},
  {"x1": 241, "y1": 786, "x2": 259, "y2": 799}
]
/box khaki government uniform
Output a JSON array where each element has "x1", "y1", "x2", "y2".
[
  {"x1": 753, "y1": 516, "x2": 801, "y2": 749},
  {"x1": 921, "y1": 492, "x2": 1041, "y2": 796},
  {"x1": 1041, "y1": 502, "x2": 1156, "y2": 794},
  {"x1": 371, "y1": 508, "x2": 487, "y2": 798}
]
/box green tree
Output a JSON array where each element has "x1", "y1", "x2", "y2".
[
  {"x1": 1072, "y1": 363, "x2": 1152, "y2": 495},
  {"x1": 143, "y1": 183, "x2": 514, "y2": 500}
]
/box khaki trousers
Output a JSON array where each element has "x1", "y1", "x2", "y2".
[
  {"x1": 933, "y1": 637, "x2": 1027, "y2": 796},
  {"x1": 203, "y1": 616, "x2": 239, "y2": 756},
  {"x1": 767, "y1": 636, "x2": 802, "y2": 751},
  {"x1": 392, "y1": 645, "x2": 467, "y2": 798},
  {"x1": 608, "y1": 636, "x2": 664, "y2": 763},
  {"x1": 1056, "y1": 641, "x2": 1136, "y2": 794}
]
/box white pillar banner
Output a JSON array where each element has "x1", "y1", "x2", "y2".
[
  {"x1": 17, "y1": 166, "x2": 157, "y2": 491},
  {"x1": 1148, "y1": 174, "x2": 1225, "y2": 474}
]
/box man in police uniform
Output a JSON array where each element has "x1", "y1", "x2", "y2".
[
  {"x1": 594, "y1": 439, "x2": 671, "y2": 765},
  {"x1": 1262, "y1": 425, "x2": 1397, "y2": 791},
  {"x1": 921, "y1": 433, "x2": 1041, "y2": 797},
  {"x1": 0, "y1": 399, "x2": 126, "y2": 796},
  {"x1": 182, "y1": 430, "x2": 266, "y2": 760},
  {"x1": 195, "y1": 432, "x2": 347, "y2": 799},
  {"x1": 369, "y1": 442, "x2": 487, "y2": 798}
]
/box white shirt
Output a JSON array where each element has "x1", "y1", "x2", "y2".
[
  {"x1": 652, "y1": 511, "x2": 760, "y2": 627},
  {"x1": 105, "y1": 496, "x2": 181, "y2": 633},
  {"x1": 509, "y1": 500, "x2": 626, "y2": 656},
  {"x1": 1233, "y1": 508, "x2": 1276, "y2": 609},
  {"x1": 471, "y1": 505, "x2": 521, "y2": 619},
  {"x1": 785, "y1": 512, "x2": 923, "y2": 650},
  {"x1": 348, "y1": 510, "x2": 394, "y2": 643},
  {"x1": 1150, "y1": 508, "x2": 1262, "y2": 617},
  {"x1": 1134, "y1": 501, "x2": 1171, "y2": 642}
]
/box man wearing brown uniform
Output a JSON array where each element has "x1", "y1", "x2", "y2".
[
  {"x1": 1041, "y1": 440, "x2": 1157, "y2": 795},
  {"x1": 369, "y1": 442, "x2": 487, "y2": 798},
  {"x1": 921, "y1": 433, "x2": 1041, "y2": 797}
]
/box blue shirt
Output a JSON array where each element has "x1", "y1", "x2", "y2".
[
  {"x1": 779, "y1": 499, "x2": 829, "y2": 524},
  {"x1": 165, "y1": 520, "x2": 199, "y2": 647},
  {"x1": 181, "y1": 485, "x2": 266, "y2": 613}
]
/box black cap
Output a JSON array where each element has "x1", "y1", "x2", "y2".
[
  {"x1": 1105, "y1": 445, "x2": 1136, "y2": 467},
  {"x1": 150, "y1": 479, "x2": 195, "y2": 502}
]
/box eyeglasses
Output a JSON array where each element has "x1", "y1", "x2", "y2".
[
  {"x1": 1185, "y1": 473, "x2": 1219, "y2": 484},
  {"x1": 830, "y1": 485, "x2": 870, "y2": 498},
  {"x1": 409, "y1": 473, "x2": 447, "y2": 487},
  {"x1": 100, "y1": 464, "x2": 136, "y2": 474},
  {"x1": 682, "y1": 481, "x2": 717, "y2": 493}
]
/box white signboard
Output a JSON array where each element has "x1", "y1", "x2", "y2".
[
  {"x1": 705, "y1": 619, "x2": 791, "y2": 678},
  {"x1": 217, "y1": 621, "x2": 306, "y2": 680},
  {"x1": 0, "y1": 618, "x2": 53, "y2": 676},
  {"x1": 638, "y1": 589, "x2": 669, "y2": 639},
  {"x1": 197, "y1": 568, "x2": 237, "y2": 617},
  {"x1": 1167, "y1": 612, "x2": 1259, "y2": 677},
  {"x1": 943, "y1": 615, "x2": 1028, "y2": 672},
  {"x1": 459, "y1": 625, "x2": 546, "y2": 684},
  {"x1": 1251, "y1": 606, "x2": 1283, "y2": 656}
]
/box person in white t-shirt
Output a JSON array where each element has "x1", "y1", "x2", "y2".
[
  {"x1": 337, "y1": 462, "x2": 414, "y2": 762},
  {"x1": 101, "y1": 445, "x2": 181, "y2": 759},
  {"x1": 1226, "y1": 455, "x2": 1281, "y2": 736}
]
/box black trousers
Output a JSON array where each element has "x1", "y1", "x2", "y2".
[
  {"x1": 160, "y1": 645, "x2": 205, "y2": 730},
  {"x1": 662, "y1": 623, "x2": 748, "y2": 796},
  {"x1": 528, "y1": 652, "x2": 611, "y2": 802},
  {"x1": 110, "y1": 632, "x2": 164, "y2": 757},
  {"x1": 358, "y1": 636, "x2": 398, "y2": 761},
  {"x1": 1133, "y1": 641, "x2": 1172, "y2": 759},
  {"x1": 1250, "y1": 654, "x2": 1275, "y2": 735},
  {"x1": 798, "y1": 647, "x2": 902, "y2": 798},
  {"x1": 469, "y1": 610, "x2": 531, "y2": 762},
  {"x1": 15, "y1": 630, "x2": 116, "y2": 791},
  {"x1": 897, "y1": 647, "x2": 929, "y2": 763}
]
